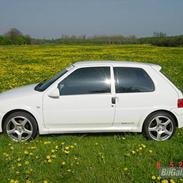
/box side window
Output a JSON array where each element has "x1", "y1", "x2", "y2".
[
  {"x1": 58, "y1": 67, "x2": 111, "y2": 95},
  {"x1": 114, "y1": 67, "x2": 155, "y2": 93}
]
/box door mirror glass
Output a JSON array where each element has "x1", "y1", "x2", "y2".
[{"x1": 48, "y1": 88, "x2": 60, "y2": 98}]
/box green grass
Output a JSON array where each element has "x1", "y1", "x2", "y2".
[{"x1": 0, "y1": 44, "x2": 183, "y2": 183}]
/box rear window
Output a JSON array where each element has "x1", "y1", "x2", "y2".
[{"x1": 114, "y1": 67, "x2": 155, "y2": 93}]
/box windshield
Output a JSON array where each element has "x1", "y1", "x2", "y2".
[{"x1": 35, "y1": 69, "x2": 68, "y2": 92}]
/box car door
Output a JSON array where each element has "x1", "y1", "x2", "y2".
[
  {"x1": 113, "y1": 66, "x2": 156, "y2": 129},
  {"x1": 43, "y1": 66, "x2": 115, "y2": 129}
]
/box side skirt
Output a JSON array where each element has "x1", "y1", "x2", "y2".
[{"x1": 39, "y1": 127, "x2": 141, "y2": 135}]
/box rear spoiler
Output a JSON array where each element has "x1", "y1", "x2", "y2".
[{"x1": 149, "y1": 64, "x2": 162, "y2": 71}]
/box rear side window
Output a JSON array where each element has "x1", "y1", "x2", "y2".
[
  {"x1": 114, "y1": 67, "x2": 155, "y2": 93},
  {"x1": 58, "y1": 67, "x2": 111, "y2": 95}
]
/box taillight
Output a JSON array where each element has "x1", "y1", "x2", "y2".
[{"x1": 178, "y1": 99, "x2": 183, "y2": 108}]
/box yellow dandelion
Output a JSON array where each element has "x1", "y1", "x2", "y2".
[
  {"x1": 10, "y1": 179, "x2": 15, "y2": 183},
  {"x1": 24, "y1": 150, "x2": 29, "y2": 155},
  {"x1": 124, "y1": 167, "x2": 128, "y2": 171},
  {"x1": 64, "y1": 150, "x2": 70, "y2": 154},
  {"x1": 51, "y1": 154, "x2": 56, "y2": 158},
  {"x1": 26, "y1": 180, "x2": 32, "y2": 183},
  {"x1": 149, "y1": 150, "x2": 153, "y2": 153},
  {"x1": 51, "y1": 149, "x2": 55, "y2": 153},
  {"x1": 43, "y1": 180, "x2": 48, "y2": 183},
  {"x1": 170, "y1": 179, "x2": 175, "y2": 183},
  {"x1": 161, "y1": 179, "x2": 169, "y2": 183},
  {"x1": 62, "y1": 161, "x2": 66, "y2": 165},
  {"x1": 17, "y1": 163, "x2": 22, "y2": 167},
  {"x1": 48, "y1": 159, "x2": 52, "y2": 163},
  {"x1": 44, "y1": 141, "x2": 51, "y2": 145},
  {"x1": 152, "y1": 175, "x2": 156, "y2": 180},
  {"x1": 25, "y1": 161, "x2": 29, "y2": 165},
  {"x1": 46, "y1": 155, "x2": 51, "y2": 160},
  {"x1": 65, "y1": 146, "x2": 69, "y2": 150}
]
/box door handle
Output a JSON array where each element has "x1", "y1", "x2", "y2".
[{"x1": 111, "y1": 97, "x2": 116, "y2": 104}]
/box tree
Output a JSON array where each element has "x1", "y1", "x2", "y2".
[
  {"x1": 2, "y1": 28, "x2": 32, "y2": 45},
  {"x1": 0, "y1": 35, "x2": 11, "y2": 45},
  {"x1": 4, "y1": 28, "x2": 23, "y2": 44}
]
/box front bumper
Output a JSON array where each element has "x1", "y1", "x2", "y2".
[{"x1": 171, "y1": 108, "x2": 183, "y2": 128}]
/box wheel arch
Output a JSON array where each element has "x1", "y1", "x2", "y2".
[
  {"x1": 142, "y1": 109, "x2": 178, "y2": 131},
  {"x1": 1, "y1": 109, "x2": 39, "y2": 133}
]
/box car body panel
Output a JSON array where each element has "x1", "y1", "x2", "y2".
[
  {"x1": 0, "y1": 84, "x2": 45, "y2": 133},
  {"x1": 0, "y1": 61, "x2": 182, "y2": 136}
]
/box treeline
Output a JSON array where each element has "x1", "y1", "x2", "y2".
[
  {"x1": 49, "y1": 35, "x2": 137, "y2": 45},
  {"x1": 0, "y1": 28, "x2": 183, "y2": 47},
  {"x1": 138, "y1": 34, "x2": 183, "y2": 47}
]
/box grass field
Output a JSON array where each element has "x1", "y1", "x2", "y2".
[{"x1": 0, "y1": 44, "x2": 183, "y2": 183}]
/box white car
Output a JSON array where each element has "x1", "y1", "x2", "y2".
[{"x1": 0, "y1": 61, "x2": 183, "y2": 142}]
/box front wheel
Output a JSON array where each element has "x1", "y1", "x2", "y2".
[
  {"x1": 3, "y1": 111, "x2": 38, "y2": 142},
  {"x1": 143, "y1": 112, "x2": 176, "y2": 141}
]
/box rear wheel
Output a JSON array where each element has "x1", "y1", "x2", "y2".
[
  {"x1": 143, "y1": 112, "x2": 176, "y2": 141},
  {"x1": 3, "y1": 111, "x2": 38, "y2": 142}
]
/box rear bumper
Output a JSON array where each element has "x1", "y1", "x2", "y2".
[
  {"x1": 171, "y1": 108, "x2": 183, "y2": 128},
  {"x1": 0, "y1": 112, "x2": 3, "y2": 133}
]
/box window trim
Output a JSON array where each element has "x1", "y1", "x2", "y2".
[
  {"x1": 113, "y1": 66, "x2": 155, "y2": 94},
  {"x1": 58, "y1": 66, "x2": 113, "y2": 96}
]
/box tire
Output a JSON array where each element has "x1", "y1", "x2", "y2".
[
  {"x1": 143, "y1": 111, "x2": 176, "y2": 141},
  {"x1": 3, "y1": 111, "x2": 38, "y2": 142}
]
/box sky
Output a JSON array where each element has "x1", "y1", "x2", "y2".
[{"x1": 0, "y1": 0, "x2": 183, "y2": 38}]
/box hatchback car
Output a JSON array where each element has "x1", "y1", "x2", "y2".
[{"x1": 0, "y1": 61, "x2": 183, "y2": 142}]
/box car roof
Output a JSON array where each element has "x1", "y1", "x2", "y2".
[{"x1": 72, "y1": 61, "x2": 161, "y2": 71}]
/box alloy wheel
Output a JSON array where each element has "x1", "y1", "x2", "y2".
[
  {"x1": 148, "y1": 116, "x2": 174, "y2": 141},
  {"x1": 6, "y1": 116, "x2": 33, "y2": 142}
]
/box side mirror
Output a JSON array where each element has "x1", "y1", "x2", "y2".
[{"x1": 48, "y1": 88, "x2": 60, "y2": 99}]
